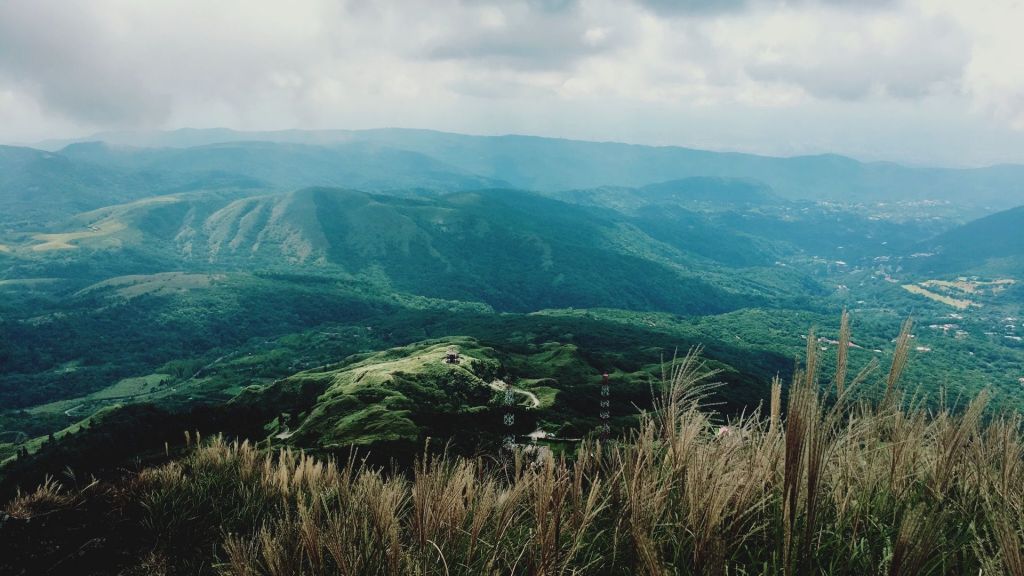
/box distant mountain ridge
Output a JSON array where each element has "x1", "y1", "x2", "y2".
[
  {"x1": 0, "y1": 138, "x2": 506, "y2": 228},
  {"x1": 34, "y1": 127, "x2": 1024, "y2": 208},
  {"x1": 56, "y1": 140, "x2": 505, "y2": 191}
]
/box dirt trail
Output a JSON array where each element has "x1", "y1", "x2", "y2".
[{"x1": 489, "y1": 380, "x2": 540, "y2": 409}]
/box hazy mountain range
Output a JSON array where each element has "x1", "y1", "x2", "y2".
[{"x1": 21, "y1": 127, "x2": 1024, "y2": 208}]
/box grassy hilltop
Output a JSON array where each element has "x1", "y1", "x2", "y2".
[{"x1": 240, "y1": 338, "x2": 503, "y2": 448}]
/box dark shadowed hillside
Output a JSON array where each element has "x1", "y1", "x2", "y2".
[{"x1": 913, "y1": 205, "x2": 1024, "y2": 275}]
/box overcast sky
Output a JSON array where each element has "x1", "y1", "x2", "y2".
[{"x1": 2, "y1": 0, "x2": 1023, "y2": 166}]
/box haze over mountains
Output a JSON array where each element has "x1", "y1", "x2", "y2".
[{"x1": 21, "y1": 127, "x2": 1024, "y2": 208}]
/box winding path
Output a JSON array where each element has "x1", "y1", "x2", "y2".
[{"x1": 489, "y1": 380, "x2": 540, "y2": 409}]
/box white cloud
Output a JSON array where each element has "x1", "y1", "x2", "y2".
[
  {"x1": 933, "y1": 0, "x2": 1024, "y2": 130},
  {"x1": 733, "y1": 5, "x2": 969, "y2": 100}
]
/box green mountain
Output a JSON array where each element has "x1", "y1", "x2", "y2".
[
  {"x1": 0, "y1": 145, "x2": 184, "y2": 229},
  {"x1": 549, "y1": 178, "x2": 949, "y2": 265},
  {"x1": 638, "y1": 177, "x2": 776, "y2": 206},
  {"x1": 234, "y1": 335, "x2": 684, "y2": 454},
  {"x1": 548, "y1": 177, "x2": 775, "y2": 214},
  {"x1": 2, "y1": 186, "x2": 810, "y2": 313}
]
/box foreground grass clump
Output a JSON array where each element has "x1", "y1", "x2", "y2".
[{"x1": 6, "y1": 319, "x2": 1024, "y2": 575}]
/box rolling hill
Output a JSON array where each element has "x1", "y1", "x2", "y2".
[
  {"x1": 0, "y1": 145, "x2": 183, "y2": 229},
  {"x1": 1, "y1": 186, "x2": 811, "y2": 314}
]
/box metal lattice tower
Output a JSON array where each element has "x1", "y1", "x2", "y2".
[
  {"x1": 502, "y1": 381, "x2": 516, "y2": 450},
  {"x1": 598, "y1": 373, "x2": 611, "y2": 439}
]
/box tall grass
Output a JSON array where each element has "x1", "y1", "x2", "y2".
[{"x1": 12, "y1": 316, "x2": 1024, "y2": 575}]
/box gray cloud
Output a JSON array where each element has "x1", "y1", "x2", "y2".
[
  {"x1": 0, "y1": 0, "x2": 1021, "y2": 166},
  {"x1": 743, "y1": 13, "x2": 968, "y2": 101},
  {"x1": 522, "y1": 0, "x2": 580, "y2": 12},
  {"x1": 813, "y1": 0, "x2": 901, "y2": 8},
  {"x1": 631, "y1": 0, "x2": 749, "y2": 16},
  {"x1": 631, "y1": 0, "x2": 901, "y2": 17},
  {"x1": 0, "y1": 3, "x2": 171, "y2": 126},
  {"x1": 425, "y1": 1, "x2": 634, "y2": 71}
]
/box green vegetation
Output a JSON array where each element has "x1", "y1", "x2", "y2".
[
  {"x1": 1, "y1": 185, "x2": 794, "y2": 313},
  {"x1": 7, "y1": 329, "x2": 1024, "y2": 575},
  {"x1": 243, "y1": 338, "x2": 501, "y2": 448},
  {"x1": 3, "y1": 265, "x2": 1023, "y2": 456},
  {"x1": 27, "y1": 373, "x2": 172, "y2": 416}
]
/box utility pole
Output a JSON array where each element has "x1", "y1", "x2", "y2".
[
  {"x1": 599, "y1": 372, "x2": 610, "y2": 440},
  {"x1": 503, "y1": 383, "x2": 516, "y2": 451}
]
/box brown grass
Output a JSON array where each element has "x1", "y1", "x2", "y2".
[{"x1": 4, "y1": 475, "x2": 83, "y2": 519}]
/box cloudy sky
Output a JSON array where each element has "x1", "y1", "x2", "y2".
[{"x1": 2, "y1": 0, "x2": 1023, "y2": 166}]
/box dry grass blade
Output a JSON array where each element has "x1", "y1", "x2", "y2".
[
  {"x1": 885, "y1": 317, "x2": 914, "y2": 406},
  {"x1": 834, "y1": 309, "x2": 850, "y2": 397},
  {"x1": 769, "y1": 375, "x2": 783, "y2": 436}
]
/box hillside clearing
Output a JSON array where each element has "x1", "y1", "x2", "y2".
[
  {"x1": 27, "y1": 374, "x2": 173, "y2": 416},
  {"x1": 921, "y1": 278, "x2": 1016, "y2": 295},
  {"x1": 30, "y1": 220, "x2": 126, "y2": 251},
  {"x1": 76, "y1": 272, "x2": 227, "y2": 299},
  {"x1": 243, "y1": 338, "x2": 501, "y2": 448},
  {"x1": 488, "y1": 379, "x2": 541, "y2": 409},
  {"x1": 901, "y1": 283, "x2": 977, "y2": 309}
]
